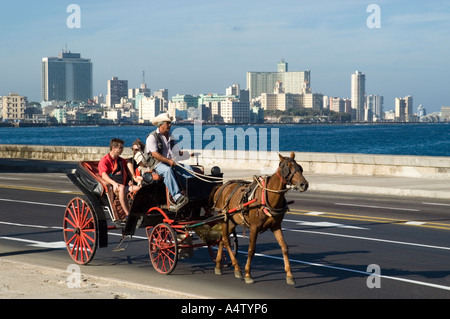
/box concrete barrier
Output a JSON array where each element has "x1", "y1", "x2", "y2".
[{"x1": 1, "y1": 144, "x2": 449, "y2": 178}]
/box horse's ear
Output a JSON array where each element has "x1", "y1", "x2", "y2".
[
  {"x1": 290, "y1": 151, "x2": 295, "y2": 159},
  {"x1": 278, "y1": 153, "x2": 285, "y2": 161}
]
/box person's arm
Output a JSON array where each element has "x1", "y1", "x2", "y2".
[
  {"x1": 151, "y1": 151, "x2": 175, "y2": 166},
  {"x1": 101, "y1": 172, "x2": 121, "y2": 192},
  {"x1": 126, "y1": 161, "x2": 141, "y2": 184}
]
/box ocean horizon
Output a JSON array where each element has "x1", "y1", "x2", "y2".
[{"x1": 0, "y1": 122, "x2": 449, "y2": 157}]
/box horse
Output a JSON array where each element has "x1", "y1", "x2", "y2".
[{"x1": 209, "y1": 152, "x2": 308, "y2": 285}]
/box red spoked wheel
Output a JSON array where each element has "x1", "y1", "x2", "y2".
[
  {"x1": 148, "y1": 223, "x2": 178, "y2": 274},
  {"x1": 63, "y1": 197, "x2": 98, "y2": 265}
]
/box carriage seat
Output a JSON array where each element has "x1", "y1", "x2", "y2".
[{"x1": 80, "y1": 161, "x2": 131, "y2": 221}]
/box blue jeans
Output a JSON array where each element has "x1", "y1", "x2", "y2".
[{"x1": 155, "y1": 162, "x2": 193, "y2": 201}]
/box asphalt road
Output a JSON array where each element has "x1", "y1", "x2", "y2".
[{"x1": 1, "y1": 172, "x2": 450, "y2": 299}]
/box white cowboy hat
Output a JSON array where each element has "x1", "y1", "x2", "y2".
[{"x1": 151, "y1": 112, "x2": 173, "y2": 126}]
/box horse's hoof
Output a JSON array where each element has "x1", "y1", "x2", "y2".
[
  {"x1": 286, "y1": 276, "x2": 295, "y2": 285},
  {"x1": 215, "y1": 268, "x2": 223, "y2": 276},
  {"x1": 234, "y1": 270, "x2": 243, "y2": 279},
  {"x1": 245, "y1": 277, "x2": 255, "y2": 284}
]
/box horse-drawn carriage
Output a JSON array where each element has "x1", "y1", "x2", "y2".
[{"x1": 63, "y1": 152, "x2": 308, "y2": 284}]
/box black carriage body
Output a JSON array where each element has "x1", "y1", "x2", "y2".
[
  {"x1": 68, "y1": 161, "x2": 223, "y2": 244},
  {"x1": 124, "y1": 169, "x2": 223, "y2": 236}
]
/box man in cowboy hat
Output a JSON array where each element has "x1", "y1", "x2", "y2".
[{"x1": 145, "y1": 113, "x2": 193, "y2": 210}]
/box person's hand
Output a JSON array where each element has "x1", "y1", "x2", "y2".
[
  {"x1": 112, "y1": 182, "x2": 120, "y2": 192},
  {"x1": 167, "y1": 159, "x2": 175, "y2": 166}
]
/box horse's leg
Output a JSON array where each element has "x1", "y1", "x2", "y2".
[
  {"x1": 244, "y1": 226, "x2": 258, "y2": 284},
  {"x1": 214, "y1": 238, "x2": 224, "y2": 275},
  {"x1": 215, "y1": 221, "x2": 242, "y2": 279},
  {"x1": 272, "y1": 227, "x2": 295, "y2": 285}
]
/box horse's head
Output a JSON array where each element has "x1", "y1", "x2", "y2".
[{"x1": 278, "y1": 152, "x2": 309, "y2": 192}]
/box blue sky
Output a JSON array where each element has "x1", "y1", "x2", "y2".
[{"x1": 1, "y1": 0, "x2": 449, "y2": 113}]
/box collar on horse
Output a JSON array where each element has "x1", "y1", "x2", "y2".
[{"x1": 256, "y1": 176, "x2": 290, "y2": 218}]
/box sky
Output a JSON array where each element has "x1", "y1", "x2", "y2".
[{"x1": 0, "y1": 0, "x2": 449, "y2": 113}]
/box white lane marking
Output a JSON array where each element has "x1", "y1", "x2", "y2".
[
  {"x1": 0, "y1": 221, "x2": 50, "y2": 229},
  {"x1": 0, "y1": 198, "x2": 66, "y2": 208},
  {"x1": 247, "y1": 248, "x2": 450, "y2": 292},
  {"x1": 0, "y1": 176, "x2": 23, "y2": 180},
  {"x1": 284, "y1": 228, "x2": 450, "y2": 251},
  {"x1": 0, "y1": 222, "x2": 148, "y2": 248},
  {"x1": 405, "y1": 221, "x2": 426, "y2": 226},
  {"x1": 0, "y1": 236, "x2": 66, "y2": 249},
  {"x1": 334, "y1": 202, "x2": 420, "y2": 212},
  {"x1": 293, "y1": 220, "x2": 368, "y2": 230},
  {"x1": 422, "y1": 202, "x2": 450, "y2": 207}
]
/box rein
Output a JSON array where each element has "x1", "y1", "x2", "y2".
[{"x1": 253, "y1": 174, "x2": 289, "y2": 194}]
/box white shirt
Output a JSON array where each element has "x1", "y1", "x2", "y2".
[{"x1": 145, "y1": 128, "x2": 174, "y2": 159}]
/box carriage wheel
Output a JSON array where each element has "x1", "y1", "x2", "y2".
[
  {"x1": 208, "y1": 230, "x2": 238, "y2": 268},
  {"x1": 148, "y1": 223, "x2": 178, "y2": 275},
  {"x1": 63, "y1": 197, "x2": 98, "y2": 265}
]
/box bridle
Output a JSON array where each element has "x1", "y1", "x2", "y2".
[{"x1": 277, "y1": 158, "x2": 303, "y2": 186}]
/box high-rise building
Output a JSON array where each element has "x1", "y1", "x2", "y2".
[
  {"x1": 226, "y1": 83, "x2": 240, "y2": 97},
  {"x1": 154, "y1": 89, "x2": 169, "y2": 101},
  {"x1": 329, "y1": 97, "x2": 346, "y2": 113},
  {"x1": 351, "y1": 70, "x2": 365, "y2": 121},
  {"x1": 441, "y1": 106, "x2": 450, "y2": 120},
  {"x1": 138, "y1": 96, "x2": 162, "y2": 124},
  {"x1": 107, "y1": 77, "x2": 128, "y2": 107},
  {"x1": 129, "y1": 83, "x2": 150, "y2": 99},
  {"x1": 247, "y1": 61, "x2": 311, "y2": 100},
  {"x1": 366, "y1": 94, "x2": 384, "y2": 121},
  {"x1": 277, "y1": 60, "x2": 288, "y2": 72},
  {"x1": 220, "y1": 100, "x2": 250, "y2": 123},
  {"x1": 41, "y1": 50, "x2": 93, "y2": 102},
  {"x1": 395, "y1": 95, "x2": 413, "y2": 122}
]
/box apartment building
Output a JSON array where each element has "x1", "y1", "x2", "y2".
[
  {"x1": 247, "y1": 60, "x2": 311, "y2": 100},
  {"x1": 1, "y1": 92, "x2": 27, "y2": 122}
]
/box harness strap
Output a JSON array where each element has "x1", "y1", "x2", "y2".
[
  {"x1": 259, "y1": 177, "x2": 271, "y2": 217},
  {"x1": 212, "y1": 175, "x2": 290, "y2": 222},
  {"x1": 214, "y1": 180, "x2": 251, "y2": 206},
  {"x1": 258, "y1": 176, "x2": 290, "y2": 218},
  {"x1": 223, "y1": 182, "x2": 247, "y2": 212}
]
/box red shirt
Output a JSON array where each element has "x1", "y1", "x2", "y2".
[{"x1": 98, "y1": 153, "x2": 128, "y2": 185}]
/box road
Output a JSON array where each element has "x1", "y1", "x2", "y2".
[{"x1": 1, "y1": 171, "x2": 450, "y2": 299}]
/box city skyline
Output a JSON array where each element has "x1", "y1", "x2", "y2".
[{"x1": 1, "y1": 1, "x2": 449, "y2": 113}]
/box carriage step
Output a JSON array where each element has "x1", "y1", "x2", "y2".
[
  {"x1": 112, "y1": 235, "x2": 132, "y2": 252},
  {"x1": 112, "y1": 219, "x2": 127, "y2": 228}
]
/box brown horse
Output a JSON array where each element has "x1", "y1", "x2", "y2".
[{"x1": 210, "y1": 152, "x2": 308, "y2": 285}]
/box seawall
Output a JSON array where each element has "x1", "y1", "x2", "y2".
[{"x1": 0, "y1": 144, "x2": 449, "y2": 179}]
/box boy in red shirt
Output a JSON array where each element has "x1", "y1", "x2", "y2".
[{"x1": 98, "y1": 138, "x2": 138, "y2": 219}]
